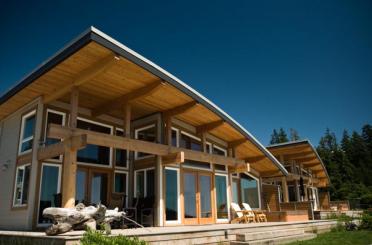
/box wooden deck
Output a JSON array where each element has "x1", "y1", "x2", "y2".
[{"x1": 0, "y1": 220, "x2": 337, "y2": 245}]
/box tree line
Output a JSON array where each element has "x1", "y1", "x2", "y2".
[{"x1": 269, "y1": 125, "x2": 372, "y2": 207}]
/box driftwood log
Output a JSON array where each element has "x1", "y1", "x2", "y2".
[{"x1": 43, "y1": 203, "x2": 125, "y2": 235}]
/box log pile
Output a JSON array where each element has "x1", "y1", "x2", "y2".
[{"x1": 43, "y1": 203, "x2": 125, "y2": 235}]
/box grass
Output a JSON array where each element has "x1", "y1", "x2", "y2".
[{"x1": 288, "y1": 230, "x2": 372, "y2": 245}]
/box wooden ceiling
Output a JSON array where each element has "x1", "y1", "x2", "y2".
[
  {"x1": 267, "y1": 141, "x2": 330, "y2": 186},
  {"x1": 0, "y1": 41, "x2": 282, "y2": 173}
]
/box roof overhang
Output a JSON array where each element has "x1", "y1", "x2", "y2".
[{"x1": 0, "y1": 26, "x2": 288, "y2": 176}]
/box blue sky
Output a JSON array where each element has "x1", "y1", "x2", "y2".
[{"x1": 0, "y1": 0, "x2": 371, "y2": 145}]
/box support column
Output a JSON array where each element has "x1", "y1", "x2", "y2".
[
  {"x1": 164, "y1": 116, "x2": 172, "y2": 146},
  {"x1": 294, "y1": 179, "x2": 300, "y2": 202},
  {"x1": 123, "y1": 103, "x2": 131, "y2": 137},
  {"x1": 281, "y1": 176, "x2": 289, "y2": 203},
  {"x1": 123, "y1": 103, "x2": 134, "y2": 208},
  {"x1": 61, "y1": 87, "x2": 79, "y2": 208}
]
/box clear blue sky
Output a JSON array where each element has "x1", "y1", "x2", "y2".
[{"x1": 0, "y1": 0, "x2": 371, "y2": 145}]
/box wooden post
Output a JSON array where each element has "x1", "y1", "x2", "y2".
[
  {"x1": 294, "y1": 179, "x2": 300, "y2": 202},
  {"x1": 164, "y1": 116, "x2": 172, "y2": 146},
  {"x1": 62, "y1": 87, "x2": 79, "y2": 208},
  {"x1": 201, "y1": 132, "x2": 207, "y2": 153},
  {"x1": 123, "y1": 103, "x2": 131, "y2": 137},
  {"x1": 281, "y1": 176, "x2": 289, "y2": 203}
]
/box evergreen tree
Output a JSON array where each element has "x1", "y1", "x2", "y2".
[
  {"x1": 278, "y1": 128, "x2": 289, "y2": 143},
  {"x1": 289, "y1": 128, "x2": 300, "y2": 141},
  {"x1": 270, "y1": 129, "x2": 279, "y2": 145}
]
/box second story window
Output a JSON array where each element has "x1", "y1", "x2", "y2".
[
  {"x1": 19, "y1": 110, "x2": 36, "y2": 154},
  {"x1": 179, "y1": 132, "x2": 202, "y2": 151},
  {"x1": 44, "y1": 109, "x2": 65, "y2": 146},
  {"x1": 115, "y1": 129, "x2": 128, "y2": 168},
  {"x1": 13, "y1": 164, "x2": 31, "y2": 206},
  {"x1": 77, "y1": 118, "x2": 112, "y2": 166},
  {"x1": 135, "y1": 124, "x2": 156, "y2": 159}
]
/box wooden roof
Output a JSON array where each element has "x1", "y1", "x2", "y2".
[
  {"x1": 267, "y1": 140, "x2": 330, "y2": 187},
  {"x1": 0, "y1": 27, "x2": 288, "y2": 175}
]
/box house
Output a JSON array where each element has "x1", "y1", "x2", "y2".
[
  {"x1": 0, "y1": 27, "x2": 288, "y2": 231},
  {"x1": 262, "y1": 140, "x2": 331, "y2": 220}
]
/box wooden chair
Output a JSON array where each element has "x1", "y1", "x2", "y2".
[
  {"x1": 242, "y1": 203, "x2": 267, "y2": 222},
  {"x1": 108, "y1": 193, "x2": 126, "y2": 210},
  {"x1": 231, "y1": 202, "x2": 255, "y2": 223}
]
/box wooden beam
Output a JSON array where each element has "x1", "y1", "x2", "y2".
[
  {"x1": 162, "y1": 152, "x2": 185, "y2": 165},
  {"x1": 282, "y1": 151, "x2": 314, "y2": 159},
  {"x1": 293, "y1": 156, "x2": 318, "y2": 163},
  {"x1": 243, "y1": 155, "x2": 266, "y2": 163},
  {"x1": 261, "y1": 170, "x2": 283, "y2": 177},
  {"x1": 195, "y1": 120, "x2": 224, "y2": 134},
  {"x1": 68, "y1": 87, "x2": 79, "y2": 128},
  {"x1": 282, "y1": 176, "x2": 289, "y2": 202},
  {"x1": 17, "y1": 152, "x2": 32, "y2": 165},
  {"x1": 164, "y1": 116, "x2": 172, "y2": 146},
  {"x1": 47, "y1": 124, "x2": 246, "y2": 167},
  {"x1": 123, "y1": 103, "x2": 131, "y2": 137},
  {"x1": 228, "y1": 138, "x2": 246, "y2": 148},
  {"x1": 44, "y1": 54, "x2": 118, "y2": 103},
  {"x1": 37, "y1": 135, "x2": 87, "y2": 160},
  {"x1": 162, "y1": 101, "x2": 198, "y2": 118},
  {"x1": 92, "y1": 81, "x2": 164, "y2": 117}
]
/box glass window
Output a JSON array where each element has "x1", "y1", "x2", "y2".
[
  {"x1": 77, "y1": 119, "x2": 112, "y2": 165},
  {"x1": 76, "y1": 170, "x2": 87, "y2": 204},
  {"x1": 165, "y1": 169, "x2": 178, "y2": 221},
  {"x1": 135, "y1": 169, "x2": 155, "y2": 198},
  {"x1": 13, "y1": 164, "x2": 31, "y2": 206},
  {"x1": 240, "y1": 173, "x2": 260, "y2": 209},
  {"x1": 171, "y1": 129, "x2": 178, "y2": 147},
  {"x1": 180, "y1": 132, "x2": 202, "y2": 151},
  {"x1": 213, "y1": 146, "x2": 227, "y2": 156},
  {"x1": 183, "y1": 160, "x2": 211, "y2": 169},
  {"x1": 215, "y1": 175, "x2": 228, "y2": 220},
  {"x1": 38, "y1": 164, "x2": 60, "y2": 224},
  {"x1": 114, "y1": 172, "x2": 127, "y2": 193},
  {"x1": 184, "y1": 172, "x2": 196, "y2": 218},
  {"x1": 232, "y1": 178, "x2": 239, "y2": 203},
  {"x1": 19, "y1": 111, "x2": 36, "y2": 154},
  {"x1": 135, "y1": 125, "x2": 156, "y2": 159},
  {"x1": 215, "y1": 164, "x2": 227, "y2": 172},
  {"x1": 115, "y1": 129, "x2": 128, "y2": 168},
  {"x1": 91, "y1": 172, "x2": 108, "y2": 205},
  {"x1": 288, "y1": 185, "x2": 297, "y2": 202}
]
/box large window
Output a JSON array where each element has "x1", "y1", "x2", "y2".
[
  {"x1": 114, "y1": 171, "x2": 128, "y2": 194},
  {"x1": 77, "y1": 118, "x2": 112, "y2": 166},
  {"x1": 38, "y1": 164, "x2": 61, "y2": 224},
  {"x1": 215, "y1": 174, "x2": 228, "y2": 221},
  {"x1": 134, "y1": 168, "x2": 155, "y2": 198},
  {"x1": 19, "y1": 110, "x2": 36, "y2": 154},
  {"x1": 44, "y1": 109, "x2": 65, "y2": 161},
  {"x1": 232, "y1": 177, "x2": 239, "y2": 204},
  {"x1": 135, "y1": 125, "x2": 156, "y2": 159},
  {"x1": 179, "y1": 132, "x2": 202, "y2": 151},
  {"x1": 13, "y1": 164, "x2": 31, "y2": 206},
  {"x1": 240, "y1": 173, "x2": 260, "y2": 209},
  {"x1": 165, "y1": 168, "x2": 180, "y2": 223},
  {"x1": 115, "y1": 129, "x2": 128, "y2": 168}
]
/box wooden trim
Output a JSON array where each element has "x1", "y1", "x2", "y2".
[
  {"x1": 162, "y1": 152, "x2": 185, "y2": 166},
  {"x1": 43, "y1": 54, "x2": 119, "y2": 103},
  {"x1": 92, "y1": 81, "x2": 164, "y2": 117}
]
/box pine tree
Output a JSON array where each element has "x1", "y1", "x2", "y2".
[
  {"x1": 278, "y1": 128, "x2": 289, "y2": 143},
  {"x1": 270, "y1": 129, "x2": 279, "y2": 145},
  {"x1": 289, "y1": 128, "x2": 300, "y2": 141}
]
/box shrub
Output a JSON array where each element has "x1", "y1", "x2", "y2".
[
  {"x1": 80, "y1": 228, "x2": 147, "y2": 245},
  {"x1": 359, "y1": 210, "x2": 372, "y2": 230}
]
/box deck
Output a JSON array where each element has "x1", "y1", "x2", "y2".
[{"x1": 0, "y1": 220, "x2": 337, "y2": 245}]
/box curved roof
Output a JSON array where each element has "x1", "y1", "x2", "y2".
[
  {"x1": 0, "y1": 26, "x2": 287, "y2": 175},
  {"x1": 267, "y1": 139, "x2": 330, "y2": 187}
]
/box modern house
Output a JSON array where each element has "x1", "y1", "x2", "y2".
[
  {"x1": 0, "y1": 27, "x2": 289, "y2": 231},
  {"x1": 262, "y1": 140, "x2": 331, "y2": 220}
]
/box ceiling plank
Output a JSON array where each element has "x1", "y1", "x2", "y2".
[
  {"x1": 44, "y1": 53, "x2": 119, "y2": 103},
  {"x1": 195, "y1": 120, "x2": 224, "y2": 134},
  {"x1": 243, "y1": 155, "x2": 266, "y2": 163},
  {"x1": 228, "y1": 138, "x2": 246, "y2": 148},
  {"x1": 92, "y1": 80, "x2": 164, "y2": 117}
]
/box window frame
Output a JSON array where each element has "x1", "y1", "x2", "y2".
[
  {"x1": 134, "y1": 124, "x2": 156, "y2": 160},
  {"x1": 213, "y1": 145, "x2": 228, "y2": 172},
  {"x1": 18, "y1": 110, "x2": 36, "y2": 155},
  {"x1": 37, "y1": 163, "x2": 62, "y2": 227},
  {"x1": 12, "y1": 163, "x2": 31, "y2": 207},
  {"x1": 43, "y1": 109, "x2": 66, "y2": 162},
  {"x1": 76, "y1": 117, "x2": 113, "y2": 168},
  {"x1": 134, "y1": 167, "x2": 155, "y2": 198},
  {"x1": 215, "y1": 173, "x2": 230, "y2": 223},
  {"x1": 114, "y1": 128, "x2": 129, "y2": 169},
  {"x1": 171, "y1": 127, "x2": 179, "y2": 147},
  {"x1": 164, "y1": 167, "x2": 181, "y2": 224},
  {"x1": 239, "y1": 172, "x2": 261, "y2": 210},
  {"x1": 113, "y1": 170, "x2": 129, "y2": 207}
]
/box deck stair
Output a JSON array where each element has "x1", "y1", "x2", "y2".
[{"x1": 231, "y1": 228, "x2": 316, "y2": 245}]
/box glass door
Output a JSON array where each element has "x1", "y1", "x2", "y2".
[
  {"x1": 90, "y1": 172, "x2": 108, "y2": 206},
  {"x1": 182, "y1": 170, "x2": 214, "y2": 224},
  {"x1": 76, "y1": 168, "x2": 109, "y2": 206}
]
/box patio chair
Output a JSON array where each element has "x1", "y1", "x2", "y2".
[
  {"x1": 140, "y1": 196, "x2": 155, "y2": 227},
  {"x1": 230, "y1": 202, "x2": 255, "y2": 223},
  {"x1": 242, "y1": 203, "x2": 267, "y2": 222}
]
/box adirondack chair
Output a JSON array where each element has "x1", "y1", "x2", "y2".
[
  {"x1": 242, "y1": 203, "x2": 267, "y2": 222},
  {"x1": 230, "y1": 202, "x2": 255, "y2": 223}
]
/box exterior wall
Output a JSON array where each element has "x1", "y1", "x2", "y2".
[
  {"x1": 280, "y1": 201, "x2": 313, "y2": 220},
  {"x1": 262, "y1": 184, "x2": 280, "y2": 211},
  {"x1": 0, "y1": 99, "x2": 41, "y2": 230},
  {"x1": 318, "y1": 191, "x2": 331, "y2": 210}
]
